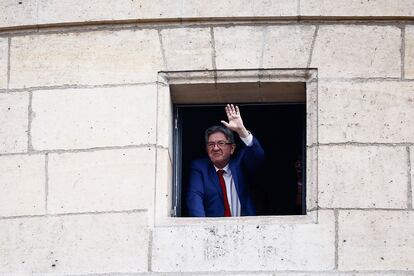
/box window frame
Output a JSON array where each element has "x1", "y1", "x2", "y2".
[{"x1": 155, "y1": 69, "x2": 318, "y2": 226}]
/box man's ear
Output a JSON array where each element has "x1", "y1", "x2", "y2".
[{"x1": 230, "y1": 144, "x2": 236, "y2": 154}]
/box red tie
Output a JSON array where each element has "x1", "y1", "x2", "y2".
[{"x1": 217, "y1": 170, "x2": 231, "y2": 217}]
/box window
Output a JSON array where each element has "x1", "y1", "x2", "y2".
[{"x1": 155, "y1": 69, "x2": 318, "y2": 222}]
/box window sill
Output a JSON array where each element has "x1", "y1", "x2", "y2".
[{"x1": 155, "y1": 211, "x2": 318, "y2": 227}]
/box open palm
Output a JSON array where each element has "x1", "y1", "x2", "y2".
[{"x1": 221, "y1": 104, "x2": 249, "y2": 137}]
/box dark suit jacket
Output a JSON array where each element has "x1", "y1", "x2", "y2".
[{"x1": 186, "y1": 137, "x2": 265, "y2": 217}]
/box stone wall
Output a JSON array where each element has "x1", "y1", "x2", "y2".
[{"x1": 0, "y1": 0, "x2": 413, "y2": 275}]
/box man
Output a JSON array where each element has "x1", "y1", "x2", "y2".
[{"x1": 186, "y1": 104, "x2": 265, "y2": 217}]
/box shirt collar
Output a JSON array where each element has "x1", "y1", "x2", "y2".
[{"x1": 214, "y1": 163, "x2": 230, "y2": 174}]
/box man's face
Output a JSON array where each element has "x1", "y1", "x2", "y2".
[{"x1": 206, "y1": 132, "x2": 235, "y2": 169}]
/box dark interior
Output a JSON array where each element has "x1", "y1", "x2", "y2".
[{"x1": 177, "y1": 103, "x2": 306, "y2": 216}]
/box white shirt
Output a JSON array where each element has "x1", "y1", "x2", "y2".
[{"x1": 214, "y1": 133, "x2": 253, "y2": 217}]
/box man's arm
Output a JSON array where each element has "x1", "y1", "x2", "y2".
[
  {"x1": 221, "y1": 104, "x2": 264, "y2": 173},
  {"x1": 240, "y1": 136, "x2": 265, "y2": 174},
  {"x1": 186, "y1": 162, "x2": 206, "y2": 217}
]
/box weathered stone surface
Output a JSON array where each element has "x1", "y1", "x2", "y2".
[
  {"x1": 214, "y1": 26, "x2": 264, "y2": 69},
  {"x1": 194, "y1": 274, "x2": 273, "y2": 276},
  {"x1": 0, "y1": 212, "x2": 148, "y2": 273},
  {"x1": 318, "y1": 81, "x2": 414, "y2": 143},
  {"x1": 0, "y1": 0, "x2": 296, "y2": 30},
  {"x1": 95, "y1": 274, "x2": 273, "y2": 276},
  {"x1": 0, "y1": 38, "x2": 8, "y2": 89},
  {"x1": 31, "y1": 85, "x2": 157, "y2": 150},
  {"x1": 2, "y1": 3, "x2": 414, "y2": 275},
  {"x1": 3, "y1": 1, "x2": 414, "y2": 30},
  {"x1": 154, "y1": 148, "x2": 173, "y2": 225},
  {"x1": 0, "y1": 92, "x2": 29, "y2": 153},
  {"x1": 301, "y1": 0, "x2": 414, "y2": 17},
  {"x1": 152, "y1": 211, "x2": 335, "y2": 272},
  {"x1": 338, "y1": 210, "x2": 414, "y2": 270},
  {"x1": 262, "y1": 25, "x2": 315, "y2": 68},
  {"x1": 406, "y1": 26, "x2": 414, "y2": 79},
  {"x1": 275, "y1": 273, "x2": 411, "y2": 276},
  {"x1": 182, "y1": 0, "x2": 297, "y2": 17},
  {"x1": 306, "y1": 77, "x2": 318, "y2": 146},
  {"x1": 0, "y1": 0, "x2": 298, "y2": 29},
  {"x1": 156, "y1": 83, "x2": 173, "y2": 154},
  {"x1": 9, "y1": 30, "x2": 163, "y2": 88},
  {"x1": 411, "y1": 146, "x2": 414, "y2": 208},
  {"x1": 37, "y1": 0, "x2": 181, "y2": 25},
  {"x1": 64, "y1": 273, "x2": 411, "y2": 276},
  {"x1": 47, "y1": 148, "x2": 155, "y2": 214},
  {"x1": 307, "y1": 146, "x2": 318, "y2": 211},
  {"x1": 319, "y1": 145, "x2": 408, "y2": 208},
  {"x1": 0, "y1": 0, "x2": 181, "y2": 29},
  {"x1": 0, "y1": 154, "x2": 45, "y2": 217},
  {"x1": 161, "y1": 27, "x2": 213, "y2": 71},
  {"x1": 311, "y1": 26, "x2": 401, "y2": 78},
  {"x1": 0, "y1": 0, "x2": 37, "y2": 29}
]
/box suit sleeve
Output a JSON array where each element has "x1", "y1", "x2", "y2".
[
  {"x1": 241, "y1": 136, "x2": 265, "y2": 174},
  {"x1": 186, "y1": 161, "x2": 206, "y2": 217}
]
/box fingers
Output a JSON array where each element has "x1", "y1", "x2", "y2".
[
  {"x1": 229, "y1": 104, "x2": 236, "y2": 115},
  {"x1": 225, "y1": 105, "x2": 231, "y2": 118},
  {"x1": 221, "y1": 120, "x2": 230, "y2": 128},
  {"x1": 235, "y1": 105, "x2": 240, "y2": 116},
  {"x1": 225, "y1": 104, "x2": 240, "y2": 117}
]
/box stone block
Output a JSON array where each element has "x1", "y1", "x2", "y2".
[
  {"x1": 160, "y1": 27, "x2": 213, "y2": 71},
  {"x1": 154, "y1": 148, "x2": 173, "y2": 225},
  {"x1": 318, "y1": 145, "x2": 408, "y2": 209},
  {"x1": 0, "y1": 0, "x2": 298, "y2": 29},
  {"x1": 182, "y1": 0, "x2": 297, "y2": 17},
  {"x1": 31, "y1": 85, "x2": 157, "y2": 150},
  {"x1": 406, "y1": 26, "x2": 414, "y2": 79},
  {"x1": 275, "y1": 273, "x2": 411, "y2": 276},
  {"x1": 37, "y1": 0, "x2": 181, "y2": 25},
  {"x1": 0, "y1": 38, "x2": 8, "y2": 89},
  {"x1": 152, "y1": 211, "x2": 335, "y2": 272},
  {"x1": 338, "y1": 210, "x2": 414, "y2": 270},
  {"x1": 197, "y1": 274, "x2": 272, "y2": 276},
  {"x1": 301, "y1": 0, "x2": 414, "y2": 17},
  {"x1": 214, "y1": 26, "x2": 264, "y2": 69},
  {"x1": 0, "y1": 0, "x2": 37, "y2": 29},
  {"x1": 306, "y1": 79, "x2": 318, "y2": 146},
  {"x1": 0, "y1": 92, "x2": 29, "y2": 153},
  {"x1": 156, "y1": 83, "x2": 173, "y2": 154},
  {"x1": 411, "y1": 146, "x2": 414, "y2": 208},
  {"x1": 318, "y1": 81, "x2": 414, "y2": 143},
  {"x1": 306, "y1": 146, "x2": 318, "y2": 211},
  {"x1": 47, "y1": 148, "x2": 155, "y2": 214},
  {"x1": 9, "y1": 29, "x2": 163, "y2": 88},
  {"x1": 0, "y1": 212, "x2": 149, "y2": 273},
  {"x1": 262, "y1": 25, "x2": 316, "y2": 68},
  {"x1": 0, "y1": 154, "x2": 45, "y2": 217},
  {"x1": 311, "y1": 26, "x2": 401, "y2": 78}
]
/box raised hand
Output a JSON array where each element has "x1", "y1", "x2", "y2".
[{"x1": 221, "y1": 104, "x2": 250, "y2": 138}]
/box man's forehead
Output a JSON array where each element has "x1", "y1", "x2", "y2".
[{"x1": 208, "y1": 132, "x2": 228, "y2": 141}]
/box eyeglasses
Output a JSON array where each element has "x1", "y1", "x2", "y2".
[{"x1": 206, "y1": 141, "x2": 232, "y2": 148}]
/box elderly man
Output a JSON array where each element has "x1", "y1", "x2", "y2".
[{"x1": 186, "y1": 104, "x2": 265, "y2": 217}]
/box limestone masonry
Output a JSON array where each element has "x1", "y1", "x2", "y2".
[{"x1": 0, "y1": 0, "x2": 413, "y2": 275}]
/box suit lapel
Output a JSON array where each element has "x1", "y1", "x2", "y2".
[
  {"x1": 229, "y1": 159, "x2": 241, "y2": 196},
  {"x1": 208, "y1": 163, "x2": 224, "y2": 200}
]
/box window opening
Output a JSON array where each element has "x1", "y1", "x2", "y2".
[{"x1": 174, "y1": 103, "x2": 306, "y2": 217}]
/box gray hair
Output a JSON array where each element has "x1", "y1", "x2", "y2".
[{"x1": 204, "y1": 125, "x2": 235, "y2": 144}]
